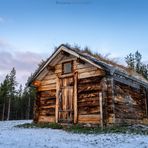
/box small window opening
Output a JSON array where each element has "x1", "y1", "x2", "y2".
[{"x1": 63, "y1": 62, "x2": 72, "y2": 74}]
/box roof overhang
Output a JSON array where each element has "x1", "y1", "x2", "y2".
[{"x1": 29, "y1": 45, "x2": 103, "y2": 85}]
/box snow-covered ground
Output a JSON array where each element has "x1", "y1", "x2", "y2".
[{"x1": 0, "y1": 120, "x2": 148, "y2": 148}]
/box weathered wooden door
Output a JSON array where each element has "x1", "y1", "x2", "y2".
[{"x1": 58, "y1": 77, "x2": 74, "y2": 123}]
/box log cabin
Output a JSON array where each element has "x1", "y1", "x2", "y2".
[{"x1": 29, "y1": 44, "x2": 148, "y2": 127}]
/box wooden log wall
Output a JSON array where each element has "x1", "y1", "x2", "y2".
[
  {"x1": 76, "y1": 61, "x2": 105, "y2": 124},
  {"x1": 77, "y1": 77, "x2": 103, "y2": 124},
  {"x1": 106, "y1": 77, "x2": 115, "y2": 124},
  {"x1": 33, "y1": 92, "x2": 40, "y2": 123},
  {"x1": 36, "y1": 54, "x2": 76, "y2": 123},
  {"x1": 114, "y1": 81, "x2": 147, "y2": 124},
  {"x1": 37, "y1": 70, "x2": 56, "y2": 123}
]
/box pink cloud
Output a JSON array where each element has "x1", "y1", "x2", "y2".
[{"x1": 0, "y1": 50, "x2": 45, "y2": 86}]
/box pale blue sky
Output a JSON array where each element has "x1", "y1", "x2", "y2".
[{"x1": 0, "y1": 0, "x2": 148, "y2": 85}]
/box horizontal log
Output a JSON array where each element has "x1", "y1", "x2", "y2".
[
  {"x1": 78, "y1": 77, "x2": 102, "y2": 84},
  {"x1": 77, "y1": 66, "x2": 98, "y2": 74},
  {"x1": 78, "y1": 101, "x2": 99, "y2": 107},
  {"x1": 40, "y1": 110, "x2": 55, "y2": 116},
  {"x1": 77, "y1": 63, "x2": 92, "y2": 69},
  {"x1": 41, "y1": 79, "x2": 56, "y2": 86},
  {"x1": 78, "y1": 106, "x2": 99, "y2": 115},
  {"x1": 40, "y1": 105, "x2": 55, "y2": 109},
  {"x1": 40, "y1": 90, "x2": 56, "y2": 98},
  {"x1": 55, "y1": 69, "x2": 62, "y2": 74},
  {"x1": 59, "y1": 57, "x2": 77, "y2": 64},
  {"x1": 78, "y1": 92, "x2": 99, "y2": 99},
  {"x1": 40, "y1": 99, "x2": 56, "y2": 106},
  {"x1": 37, "y1": 68, "x2": 48, "y2": 81},
  {"x1": 55, "y1": 64, "x2": 62, "y2": 70},
  {"x1": 38, "y1": 84, "x2": 56, "y2": 91},
  {"x1": 78, "y1": 85, "x2": 101, "y2": 93},
  {"x1": 78, "y1": 90, "x2": 101, "y2": 95},
  {"x1": 44, "y1": 74, "x2": 56, "y2": 80},
  {"x1": 39, "y1": 107, "x2": 55, "y2": 112},
  {"x1": 38, "y1": 116, "x2": 55, "y2": 123},
  {"x1": 78, "y1": 114, "x2": 100, "y2": 124},
  {"x1": 78, "y1": 97, "x2": 99, "y2": 103},
  {"x1": 78, "y1": 98, "x2": 99, "y2": 105},
  {"x1": 115, "y1": 118, "x2": 142, "y2": 124},
  {"x1": 78, "y1": 70, "x2": 105, "y2": 79}
]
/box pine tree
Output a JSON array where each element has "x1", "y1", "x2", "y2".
[
  {"x1": 125, "y1": 51, "x2": 148, "y2": 80},
  {"x1": 0, "y1": 75, "x2": 10, "y2": 120},
  {"x1": 7, "y1": 67, "x2": 17, "y2": 120},
  {"x1": 135, "y1": 51, "x2": 142, "y2": 73},
  {"x1": 125, "y1": 53, "x2": 135, "y2": 69}
]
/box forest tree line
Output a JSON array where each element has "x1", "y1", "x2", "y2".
[
  {"x1": 0, "y1": 50, "x2": 147, "y2": 121},
  {"x1": 0, "y1": 68, "x2": 36, "y2": 120}
]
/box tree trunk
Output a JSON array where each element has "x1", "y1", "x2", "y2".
[
  {"x1": 7, "y1": 97, "x2": 11, "y2": 120},
  {"x1": 2, "y1": 103, "x2": 5, "y2": 121},
  {"x1": 27, "y1": 96, "x2": 31, "y2": 119}
]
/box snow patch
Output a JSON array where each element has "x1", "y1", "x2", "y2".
[{"x1": 0, "y1": 120, "x2": 148, "y2": 148}]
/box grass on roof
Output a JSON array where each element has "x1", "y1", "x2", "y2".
[{"x1": 63, "y1": 43, "x2": 129, "y2": 71}]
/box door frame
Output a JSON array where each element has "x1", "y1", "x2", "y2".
[
  {"x1": 55, "y1": 72, "x2": 78, "y2": 124},
  {"x1": 59, "y1": 76, "x2": 74, "y2": 123}
]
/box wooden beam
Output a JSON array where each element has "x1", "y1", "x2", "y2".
[
  {"x1": 99, "y1": 92, "x2": 103, "y2": 128},
  {"x1": 47, "y1": 65, "x2": 55, "y2": 71},
  {"x1": 74, "y1": 72, "x2": 78, "y2": 124},
  {"x1": 114, "y1": 70, "x2": 148, "y2": 88},
  {"x1": 32, "y1": 80, "x2": 41, "y2": 87},
  {"x1": 55, "y1": 76, "x2": 60, "y2": 123},
  {"x1": 113, "y1": 74, "x2": 140, "y2": 89},
  {"x1": 61, "y1": 51, "x2": 70, "y2": 56},
  {"x1": 77, "y1": 58, "x2": 85, "y2": 64}
]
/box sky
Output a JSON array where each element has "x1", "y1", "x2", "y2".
[{"x1": 0, "y1": 0, "x2": 148, "y2": 86}]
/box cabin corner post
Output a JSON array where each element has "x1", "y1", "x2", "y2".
[
  {"x1": 99, "y1": 92, "x2": 103, "y2": 128},
  {"x1": 55, "y1": 75, "x2": 60, "y2": 123},
  {"x1": 146, "y1": 88, "x2": 148, "y2": 117},
  {"x1": 74, "y1": 72, "x2": 78, "y2": 124},
  {"x1": 142, "y1": 87, "x2": 148, "y2": 125},
  {"x1": 100, "y1": 77, "x2": 108, "y2": 127},
  {"x1": 106, "y1": 75, "x2": 116, "y2": 125}
]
